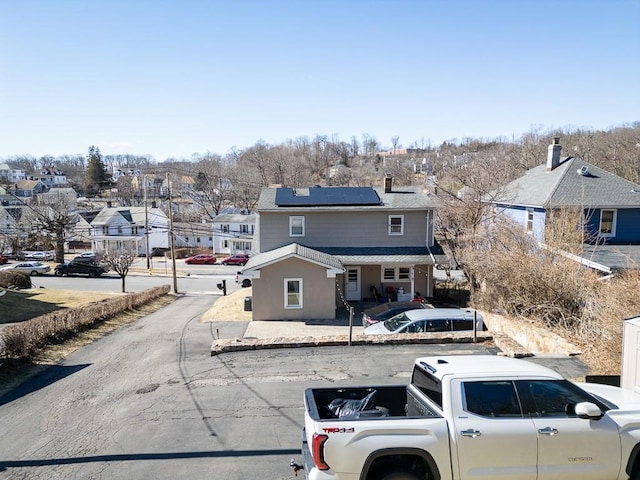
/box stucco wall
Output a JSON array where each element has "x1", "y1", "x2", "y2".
[{"x1": 251, "y1": 257, "x2": 336, "y2": 321}]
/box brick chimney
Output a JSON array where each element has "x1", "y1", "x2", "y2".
[
  {"x1": 546, "y1": 137, "x2": 562, "y2": 171},
  {"x1": 384, "y1": 175, "x2": 393, "y2": 193}
]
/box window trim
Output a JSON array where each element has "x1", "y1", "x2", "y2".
[
  {"x1": 388, "y1": 215, "x2": 404, "y2": 235},
  {"x1": 525, "y1": 208, "x2": 534, "y2": 233},
  {"x1": 284, "y1": 278, "x2": 303, "y2": 309},
  {"x1": 599, "y1": 209, "x2": 616, "y2": 237},
  {"x1": 289, "y1": 216, "x2": 305, "y2": 237}
]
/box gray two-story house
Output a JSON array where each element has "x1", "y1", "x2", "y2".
[{"x1": 241, "y1": 178, "x2": 442, "y2": 321}]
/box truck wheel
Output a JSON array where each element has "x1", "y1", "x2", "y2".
[
  {"x1": 380, "y1": 474, "x2": 420, "y2": 480},
  {"x1": 54, "y1": 270, "x2": 64, "y2": 277},
  {"x1": 88, "y1": 270, "x2": 98, "y2": 278}
]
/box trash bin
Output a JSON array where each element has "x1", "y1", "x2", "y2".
[{"x1": 244, "y1": 296, "x2": 252, "y2": 312}]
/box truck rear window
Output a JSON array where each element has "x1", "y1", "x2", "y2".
[{"x1": 411, "y1": 364, "x2": 442, "y2": 408}]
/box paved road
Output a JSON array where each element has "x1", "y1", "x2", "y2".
[{"x1": 1, "y1": 290, "x2": 584, "y2": 480}]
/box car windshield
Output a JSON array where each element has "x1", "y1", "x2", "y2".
[{"x1": 383, "y1": 312, "x2": 411, "y2": 331}]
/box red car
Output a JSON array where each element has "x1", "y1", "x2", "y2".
[
  {"x1": 184, "y1": 254, "x2": 217, "y2": 265},
  {"x1": 221, "y1": 254, "x2": 250, "y2": 266},
  {"x1": 0, "y1": 255, "x2": 8, "y2": 265}
]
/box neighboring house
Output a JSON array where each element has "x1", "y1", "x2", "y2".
[
  {"x1": 12, "y1": 179, "x2": 48, "y2": 199},
  {"x1": 173, "y1": 221, "x2": 214, "y2": 250},
  {"x1": 37, "y1": 187, "x2": 78, "y2": 210},
  {"x1": 0, "y1": 163, "x2": 26, "y2": 183},
  {"x1": 89, "y1": 206, "x2": 169, "y2": 255},
  {"x1": 30, "y1": 166, "x2": 68, "y2": 187},
  {"x1": 67, "y1": 210, "x2": 101, "y2": 250},
  {"x1": 241, "y1": 178, "x2": 443, "y2": 321},
  {"x1": 212, "y1": 212, "x2": 255, "y2": 255},
  {"x1": 0, "y1": 207, "x2": 19, "y2": 251},
  {"x1": 493, "y1": 137, "x2": 640, "y2": 271}
]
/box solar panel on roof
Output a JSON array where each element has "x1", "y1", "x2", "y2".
[{"x1": 275, "y1": 187, "x2": 381, "y2": 206}]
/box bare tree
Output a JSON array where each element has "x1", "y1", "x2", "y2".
[
  {"x1": 390, "y1": 135, "x2": 400, "y2": 154},
  {"x1": 102, "y1": 249, "x2": 137, "y2": 293}
]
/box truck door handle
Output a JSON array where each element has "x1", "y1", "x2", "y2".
[
  {"x1": 537, "y1": 427, "x2": 558, "y2": 436},
  {"x1": 460, "y1": 429, "x2": 481, "y2": 438}
]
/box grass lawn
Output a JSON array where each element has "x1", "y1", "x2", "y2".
[{"x1": 0, "y1": 288, "x2": 122, "y2": 324}]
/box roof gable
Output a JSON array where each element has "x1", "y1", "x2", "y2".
[{"x1": 243, "y1": 243, "x2": 344, "y2": 273}]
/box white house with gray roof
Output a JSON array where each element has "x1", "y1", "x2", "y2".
[
  {"x1": 212, "y1": 212, "x2": 255, "y2": 255},
  {"x1": 241, "y1": 178, "x2": 445, "y2": 321},
  {"x1": 89, "y1": 206, "x2": 169, "y2": 256},
  {"x1": 492, "y1": 137, "x2": 640, "y2": 270}
]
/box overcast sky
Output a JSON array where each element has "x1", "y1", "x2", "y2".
[{"x1": 1, "y1": 0, "x2": 638, "y2": 161}]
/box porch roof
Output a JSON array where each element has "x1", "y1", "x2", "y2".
[{"x1": 313, "y1": 245, "x2": 447, "y2": 265}]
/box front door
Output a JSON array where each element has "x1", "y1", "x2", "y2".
[{"x1": 345, "y1": 267, "x2": 361, "y2": 301}]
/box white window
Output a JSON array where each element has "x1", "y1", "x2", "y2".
[
  {"x1": 388, "y1": 215, "x2": 404, "y2": 235},
  {"x1": 289, "y1": 216, "x2": 305, "y2": 237},
  {"x1": 223, "y1": 240, "x2": 228, "y2": 248},
  {"x1": 526, "y1": 208, "x2": 534, "y2": 233},
  {"x1": 222, "y1": 224, "x2": 229, "y2": 233},
  {"x1": 241, "y1": 224, "x2": 249, "y2": 233},
  {"x1": 381, "y1": 266, "x2": 411, "y2": 282},
  {"x1": 285, "y1": 278, "x2": 303, "y2": 308},
  {"x1": 599, "y1": 209, "x2": 616, "y2": 237}
]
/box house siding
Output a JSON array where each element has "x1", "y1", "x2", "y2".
[
  {"x1": 258, "y1": 210, "x2": 430, "y2": 252},
  {"x1": 497, "y1": 205, "x2": 546, "y2": 242},
  {"x1": 585, "y1": 208, "x2": 640, "y2": 244},
  {"x1": 251, "y1": 257, "x2": 336, "y2": 321}
]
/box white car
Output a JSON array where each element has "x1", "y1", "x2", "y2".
[
  {"x1": 364, "y1": 307, "x2": 483, "y2": 335},
  {"x1": 1, "y1": 261, "x2": 51, "y2": 276},
  {"x1": 25, "y1": 251, "x2": 54, "y2": 261}
]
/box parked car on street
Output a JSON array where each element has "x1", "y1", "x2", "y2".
[
  {"x1": 54, "y1": 258, "x2": 108, "y2": 277},
  {"x1": 78, "y1": 251, "x2": 97, "y2": 258},
  {"x1": 364, "y1": 307, "x2": 484, "y2": 335},
  {"x1": 221, "y1": 253, "x2": 250, "y2": 266},
  {"x1": 24, "y1": 251, "x2": 54, "y2": 261},
  {"x1": 1, "y1": 261, "x2": 51, "y2": 276},
  {"x1": 0, "y1": 255, "x2": 8, "y2": 265},
  {"x1": 361, "y1": 301, "x2": 430, "y2": 328},
  {"x1": 184, "y1": 254, "x2": 217, "y2": 265}
]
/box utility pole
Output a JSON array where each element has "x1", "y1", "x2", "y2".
[
  {"x1": 144, "y1": 176, "x2": 150, "y2": 269},
  {"x1": 167, "y1": 173, "x2": 178, "y2": 294}
]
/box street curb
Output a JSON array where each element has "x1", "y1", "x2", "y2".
[{"x1": 211, "y1": 332, "x2": 495, "y2": 356}]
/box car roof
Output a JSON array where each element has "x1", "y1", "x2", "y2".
[{"x1": 403, "y1": 307, "x2": 482, "y2": 321}]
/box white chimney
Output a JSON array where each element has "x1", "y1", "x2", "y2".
[{"x1": 546, "y1": 137, "x2": 562, "y2": 171}]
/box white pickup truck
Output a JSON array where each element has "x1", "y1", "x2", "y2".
[{"x1": 295, "y1": 355, "x2": 640, "y2": 480}]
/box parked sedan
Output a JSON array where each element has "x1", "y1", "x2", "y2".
[
  {"x1": 184, "y1": 254, "x2": 217, "y2": 265},
  {"x1": 0, "y1": 255, "x2": 8, "y2": 265},
  {"x1": 1, "y1": 261, "x2": 51, "y2": 276},
  {"x1": 364, "y1": 308, "x2": 484, "y2": 335},
  {"x1": 362, "y1": 301, "x2": 429, "y2": 328},
  {"x1": 221, "y1": 254, "x2": 250, "y2": 266},
  {"x1": 25, "y1": 251, "x2": 54, "y2": 261}
]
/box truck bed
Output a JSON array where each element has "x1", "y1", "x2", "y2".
[{"x1": 305, "y1": 385, "x2": 440, "y2": 420}]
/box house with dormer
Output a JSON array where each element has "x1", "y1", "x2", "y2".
[
  {"x1": 240, "y1": 178, "x2": 444, "y2": 321},
  {"x1": 89, "y1": 206, "x2": 169, "y2": 255},
  {"x1": 492, "y1": 137, "x2": 640, "y2": 271}
]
